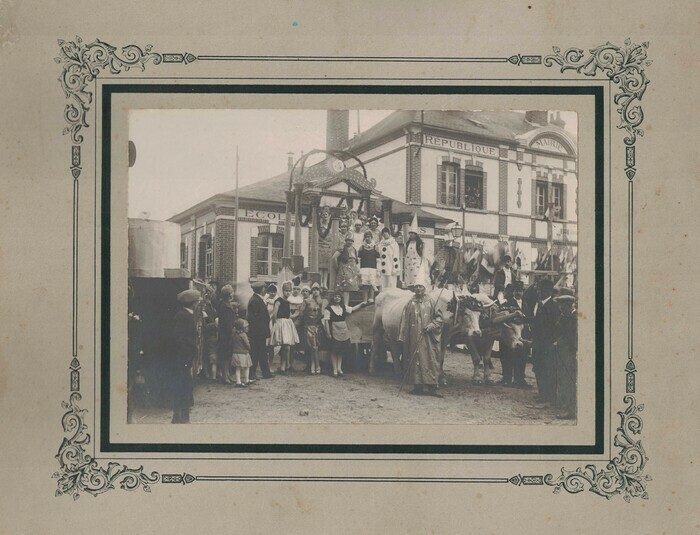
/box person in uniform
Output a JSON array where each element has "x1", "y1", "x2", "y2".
[
  {"x1": 398, "y1": 283, "x2": 444, "y2": 397},
  {"x1": 247, "y1": 281, "x2": 274, "y2": 380},
  {"x1": 531, "y1": 278, "x2": 560, "y2": 405},
  {"x1": 299, "y1": 282, "x2": 325, "y2": 375},
  {"x1": 170, "y1": 289, "x2": 201, "y2": 423}
]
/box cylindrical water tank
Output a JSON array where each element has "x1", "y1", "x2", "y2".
[{"x1": 128, "y1": 218, "x2": 182, "y2": 278}]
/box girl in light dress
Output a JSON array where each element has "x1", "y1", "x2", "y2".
[
  {"x1": 270, "y1": 281, "x2": 300, "y2": 375},
  {"x1": 230, "y1": 318, "x2": 253, "y2": 387}
]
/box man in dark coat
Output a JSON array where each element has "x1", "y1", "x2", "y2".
[
  {"x1": 492, "y1": 255, "x2": 518, "y2": 303},
  {"x1": 170, "y1": 289, "x2": 201, "y2": 424},
  {"x1": 554, "y1": 294, "x2": 577, "y2": 419},
  {"x1": 502, "y1": 280, "x2": 534, "y2": 389},
  {"x1": 530, "y1": 278, "x2": 560, "y2": 405},
  {"x1": 247, "y1": 281, "x2": 274, "y2": 380}
]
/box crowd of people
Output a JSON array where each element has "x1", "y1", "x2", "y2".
[{"x1": 160, "y1": 216, "x2": 577, "y2": 424}]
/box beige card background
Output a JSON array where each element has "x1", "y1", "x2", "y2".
[{"x1": 1, "y1": 1, "x2": 698, "y2": 533}]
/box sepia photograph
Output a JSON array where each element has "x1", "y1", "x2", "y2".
[{"x1": 125, "y1": 107, "x2": 580, "y2": 428}]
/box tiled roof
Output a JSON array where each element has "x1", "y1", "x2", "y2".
[{"x1": 346, "y1": 110, "x2": 543, "y2": 151}]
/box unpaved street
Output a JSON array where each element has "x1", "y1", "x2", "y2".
[{"x1": 131, "y1": 349, "x2": 573, "y2": 425}]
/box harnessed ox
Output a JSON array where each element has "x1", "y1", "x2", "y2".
[
  {"x1": 370, "y1": 288, "x2": 499, "y2": 380},
  {"x1": 447, "y1": 294, "x2": 525, "y2": 385}
]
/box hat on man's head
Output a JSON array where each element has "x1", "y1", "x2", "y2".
[
  {"x1": 220, "y1": 284, "x2": 234, "y2": 298},
  {"x1": 250, "y1": 281, "x2": 266, "y2": 291},
  {"x1": 177, "y1": 289, "x2": 201, "y2": 304},
  {"x1": 554, "y1": 286, "x2": 575, "y2": 297},
  {"x1": 538, "y1": 279, "x2": 554, "y2": 291},
  {"x1": 344, "y1": 232, "x2": 355, "y2": 242},
  {"x1": 512, "y1": 280, "x2": 525, "y2": 291}
]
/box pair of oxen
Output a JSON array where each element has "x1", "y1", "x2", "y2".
[{"x1": 370, "y1": 288, "x2": 528, "y2": 384}]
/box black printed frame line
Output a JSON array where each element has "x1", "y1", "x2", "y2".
[{"x1": 53, "y1": 37, "x2": 649, "y2": 501}]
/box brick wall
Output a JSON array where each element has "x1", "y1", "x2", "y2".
[
  {"x1": 214, "y1": 218, "x2": 236, "y2": 285},
  {"x1": 405, "y1": 129, "x2": 422, "y2": 203}
]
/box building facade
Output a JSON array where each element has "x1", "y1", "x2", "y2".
[{"x1": 169, "y1": 110, "x2": 578, "y2": 287}]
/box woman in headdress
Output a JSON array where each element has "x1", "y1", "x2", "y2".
[{"x1": 335, "y1": 232, "x2": 361, "y2": 306}]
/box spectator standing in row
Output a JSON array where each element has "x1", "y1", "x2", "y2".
[
  {"x1": 247, "y1": 281, "x2": 274, "y2": 380},
  {"x1": 170, "y1": 289, "x2": 201, "y2": 423},
  {"x1": 216, "y1": 284, "x2": 237, "y2": 384}
]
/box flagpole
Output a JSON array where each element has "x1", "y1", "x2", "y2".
[{"x1": 233, "y1": 145, "x2": 239, "y2": 284}]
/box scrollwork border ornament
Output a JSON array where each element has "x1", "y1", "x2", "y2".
[
  {"x1": 54, "y1": 37, "x2": 650, "y2": 500},
  {"x1": 545, "y1": 396, "x2": 650, "y2": 501},
  {"x1": 544, "y1": 39, "x2": 651, "y2": 500},
  {"x1": 544, "y1": 39, "x2": 651, "y2": 146},
  {"x1": 53, "y1": 393, "x2": 160, "y2": 499}
]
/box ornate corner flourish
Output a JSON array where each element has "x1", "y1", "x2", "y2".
[
  {"x1": 55, "y1": 36, "x2": 163, "y2": 144},
  {"x1": 544, "y1": 38, "x2": 651, "y2": 147},
  {"x1": 544, "y1": 39, "x2": 650, "y2": 500},
  {"x1": 545, "y1": 395, "x2": 650, "y2": 501},
  {"x1": 53, "y1": 393, "x2": 160, "y2": 499}
]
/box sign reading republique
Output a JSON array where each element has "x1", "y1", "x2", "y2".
[{"x1": 423, "y1": 134, "x2": 498, "y2": 156}]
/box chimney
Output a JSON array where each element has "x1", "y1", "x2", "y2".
[
  {"x1": 551, "y1": 111, "x2": 566, "y2": 129},
  {"x1": 287, "y1": 152, "x2": 294, "y2": 171},
  {"x1": 326, "y1": 110, "x2": 350, "y2": 152},
  {"x1": 525, "y1": 111, "x2": 549, "y2": 126}
]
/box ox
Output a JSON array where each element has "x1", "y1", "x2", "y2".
[
  {"x1": 437, "y1": 294, "x2": 526, "y2": 385},
  {"x1": 370, "y1": 288, "x2": 498, "y2": 381}
]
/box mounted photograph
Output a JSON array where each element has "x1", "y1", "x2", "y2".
[{"x1": 125, "y1": 107, "x2": 581, "y2": 428}]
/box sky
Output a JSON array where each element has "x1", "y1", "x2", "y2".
[{"x1": 128, "y1": 109, "x2": 577, "y2": 220}]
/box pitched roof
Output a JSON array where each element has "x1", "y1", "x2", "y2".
[{"x1": 346, "y1": 110, "x2": 545, "y2": 152}]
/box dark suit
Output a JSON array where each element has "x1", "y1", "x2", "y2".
[
  {"x1": 531, "y1": 297, "x2": 561, "y2": 402},
  {"x1": 492, "y1": 267, "x2": 519, "y2": 300},
  {"x1": 171, "y1": 308, "x2": 197, "y2": 423},
  {"x1": 247, "y1": 292, "x2": 272, "y2": 378},
  {"x1": 501, "y1": 297, "x2": 532, "y2": 385}
]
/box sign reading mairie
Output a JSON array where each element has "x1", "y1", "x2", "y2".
[
  {"x1": 531, "y1": 136, "x2": 568, "y2": 154},
  {"x1": 423, "y1": 134, "x2": 498, "y2": 157}
]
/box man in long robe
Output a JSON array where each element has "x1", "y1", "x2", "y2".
[{"x1": 398, "y1": 283, "x2": 444, "y2": 397}]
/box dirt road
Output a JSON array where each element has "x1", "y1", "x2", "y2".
[{"x1": 131, "y1": 349, "x2": 573, "y2": 425}]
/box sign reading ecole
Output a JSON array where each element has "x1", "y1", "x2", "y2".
[
  {"x1": 244, "y1": 209, "x2": 285, "y2": 221},
  {"x1": 423, "y1": 134, "x2": 498, "y2": 157}
]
